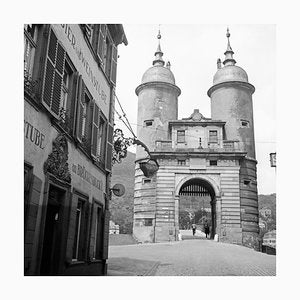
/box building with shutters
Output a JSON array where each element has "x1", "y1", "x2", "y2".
[
  {"x1": 133, "y1": 29, "x2": 260, "y2": 250},
  {"x1": 24, "y1": 24, "x2": 127, "y2": 275}
]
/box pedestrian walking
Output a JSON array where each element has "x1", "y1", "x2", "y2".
[
  {"x1": 204, "y1": 222, "x2": 210, "y2": 238},
  {"x1": 192, "y1": 224, "x2": 196, "y2": 236}
]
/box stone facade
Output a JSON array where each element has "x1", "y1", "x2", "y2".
[
  {"x1": 24, "y1": 24, "x2": 127, "y2": 275},
  {"x1": 133, "y1": 29, "x2": 259, "y2": 250}
]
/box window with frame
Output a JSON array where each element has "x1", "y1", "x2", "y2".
[
  {"x1": 177, "y1": 130, "x2": 185, "y2": 143},
  {"x1": 209, "y1": 160, "x2": 217, "y2": 166},
  {"x1": 143, "y1": 178, "x2": 151, "y2": 184},
  {"x1": 93, "y1": 204, "x2": 103, "y2": 259},
  {"x1": 144, "y1": 219, "x2": 153, "y2": 226},
  {"x1": 240, "y1": 119, "x2": 250, "y2": 128},
  {"x1": 91, "y1": 104, "x2": 107, "y2": 164},
  {"x1": 42, "y1": 28, "x2": 67, "y2": 118},
  {"x1": 144, "y1": 120, "x2": 153, "y2": 127},
  {"x1": 59, "y1": 60, "x2": 74, "y2": 124},
  {"x1": 209, "y1": 130, "x2": 218, "y2": 144},
  {"x1": 177, "y1": 159, "x2": 186, "y2": 166},
  {"x1": 24, "y1": 24, "x2": 38, "y2": 76}
]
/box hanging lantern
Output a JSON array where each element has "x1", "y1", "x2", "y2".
[{"x1": 139, "y1": 158, "x2": 159, "y2": 178}]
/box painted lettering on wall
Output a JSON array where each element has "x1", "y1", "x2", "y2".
[
  {"x1": 72, "y1": 163, "x2": 103, "y2": 191},
  {"x1": 60, "y1": 24, "x2": 108, "y2": 105},
  {"x1": 24, "y1": 120, "x2": 46, "y2": 149}
]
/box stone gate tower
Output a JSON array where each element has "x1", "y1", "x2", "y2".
[
  {"x1": 207, "y1": 29, "x2": 259, "y2": 248},
  {"x1": 133, "y1": 32, "x2": 181, "y2": 241},
  {"x1": 133, "y1": 28, "x2": 259, "y2": 250}
]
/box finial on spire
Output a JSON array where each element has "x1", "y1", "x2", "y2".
[
  {"x1": 223, "y1": 27, "x2": 236, "y2": 66},
  {"x1": 153, "y1": 24, "x2": 165, "y2": 66}
]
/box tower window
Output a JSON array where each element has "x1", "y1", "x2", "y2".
[
  {"x1": 209, "y1": 130, "x2": 218, "y2": 143},
  {"x1": 199, "y1": 137, "x2": 202, "y2": 148},
  {"x1": 143, "y1": 178, "x2": 151, "y2": 184},
  {"x1": 241, "y1": 120, "x2": 250, "y2": 128},
  {"x1": 144, "y1": 120, "x2": 153, "y2": 127},
  {"x1": 244, "y1": 179, "x2": 251, "y2": 185},
  {"x1": 209, "y1": 160, "x2": 217, "y2": 166},
  {"x1": 177, "y1": 159, "x2": 186, "y2": 165},
  {"x1": 177, "y1": 130, "x2": 185, "y2": 143},
  {"x1": 144, "y1": 219, "x2": 153, "y2": 226}
]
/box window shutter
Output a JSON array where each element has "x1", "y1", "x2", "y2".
[
  {"x1": 97, "y1": 25, "x2": 107, "y2": 63},
  {"x1": 42, "y1": 28, "x2": 65, "y2": 118},
  {"x1": 105, "y1": 122, "x2": 114, "y2": 172},
  {"x1": 91, "y1": 103, "x2": 100, "y2": 158},
  {"x1": 102, "y1": 209, "x2": 110, "y2": 260},
  {"x1": 110, "y1": 44, "x2": 118, "y2": 85},
  {"x1": 76, "y1": 80, "x2": 85, "y2": 142},
  {"x1": 70, "y1": 72, "x2": 79, "y2": 135}
]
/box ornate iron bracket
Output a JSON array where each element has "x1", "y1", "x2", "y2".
[{"x1": 112, "y1": 128, "x2": 159, "y2": 177}]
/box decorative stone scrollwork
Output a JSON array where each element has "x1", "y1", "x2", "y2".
[{"x1": 44, "y1": 133, "x2": 71, "y2": 183}]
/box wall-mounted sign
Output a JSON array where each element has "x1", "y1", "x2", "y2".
[
  {"x1": 72, "y1": 163, "x2": 103, "y2": 191},
  {"x1": 24, "y1": 120, "x2": 46, "y2": 149}
]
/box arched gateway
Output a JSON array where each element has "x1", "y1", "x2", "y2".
[{"x1": 176, "y1": 177, "x2": 217, "y2": 239}]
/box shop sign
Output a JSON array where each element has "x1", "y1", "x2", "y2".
[
  {"x1": 72, "y1": 163, "x2": 103, "y2": 191},
  {"x1": 24, "y1": 120, "x2": 46, "y2": 149}
]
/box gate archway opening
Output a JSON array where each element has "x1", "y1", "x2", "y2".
[{"x1": 178, "y1": 178, "x2": 216, "y2": 239}]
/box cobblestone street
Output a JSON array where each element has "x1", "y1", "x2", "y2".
[{"x1": 108, "y1": 239, "x2": 275, "y2": 276}]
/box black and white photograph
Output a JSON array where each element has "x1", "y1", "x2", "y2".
[
  {"x1": 23, "y1": 23, "x2": 276, "y2": 276},
  {"x1": 2, "y1": 0, "x2": 300, "y2": 299}
]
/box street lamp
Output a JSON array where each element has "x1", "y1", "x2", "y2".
[{"x1": 112, "y1": 128, "x2": 159, "y2": 178}]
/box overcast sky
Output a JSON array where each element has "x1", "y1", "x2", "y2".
[{"x1": 114, "y1": 24, "x2": 276, "y2": 195}]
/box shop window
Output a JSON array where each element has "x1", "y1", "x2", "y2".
[
  {"x1": 93, "y1": 204, "x2": 103, "y2": 259},
  {"x1": 24, "y1": 163, "x2": 33, "y2": 227},
  {"x1": 72, "y1": 198, "x2": 88, "y2": 261},
  {"x1": 177, "y1": 159, "x2": 186, "y2": 165},
  {"x1": 209, "y1": 130, "x2": 218, "y2": 144},
  {"x1": 177, "y1": 130, "x2": 185, "y2": 143},
  {"x1": 144, "y1": 219, "x2": 153, "y2": 226},
  {"x1": 210, "y1": 160, "x2": 217, "y2": 166}
]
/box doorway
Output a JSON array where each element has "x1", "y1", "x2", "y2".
[
  {"x1": 40, "y1": 184, "x2": 65, "y2": 275},
  {"x1": 178, "y1": 178, "x2": 216, "y2": 239}
]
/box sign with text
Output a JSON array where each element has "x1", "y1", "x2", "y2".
[{"x1": 52, "y1": 24, "x2": 110, "y2": 118}]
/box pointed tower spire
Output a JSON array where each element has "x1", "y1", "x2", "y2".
[
  {"x1": 223, "y1": 27, "x2": 236, "y2": 66},
  {"x1": 153, "y1": 25, "x2": 165, "y2": 66}
]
